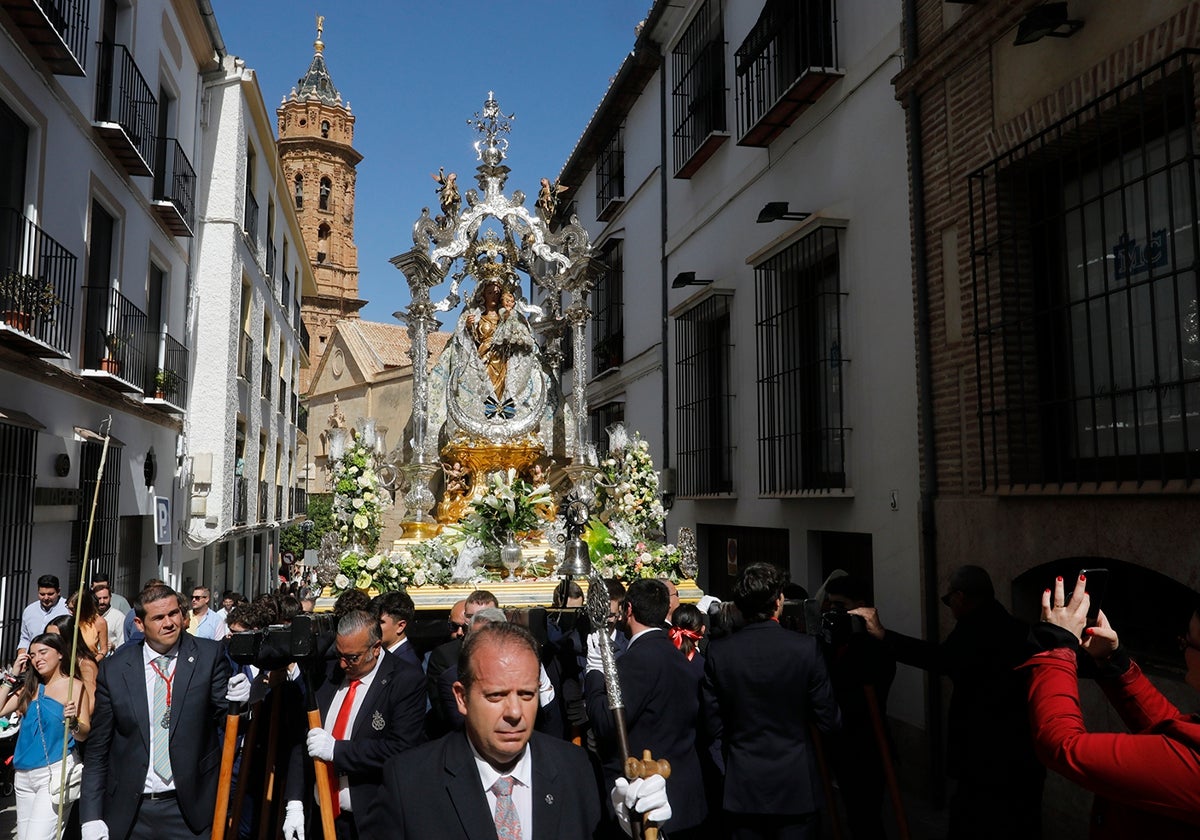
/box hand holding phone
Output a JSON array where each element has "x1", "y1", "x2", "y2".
[{"x1": 1078, "y1": 568, "x2": 1109, "y2": 626}]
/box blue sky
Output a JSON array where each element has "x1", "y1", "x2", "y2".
[{"x1": 209, "y1": 0, "x2": 651, "y2": 322}]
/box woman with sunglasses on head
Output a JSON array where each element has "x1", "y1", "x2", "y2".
[
  {"x1": 1025, "y1": 575, "x2": 1200, "y2": 838},
  {"x1": 0, "y1": 632, "x2": 90, "y2": 840}
]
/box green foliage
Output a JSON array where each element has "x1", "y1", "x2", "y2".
[{"x1": 280, "y1": 493, "x2": 334, "y2": 556}]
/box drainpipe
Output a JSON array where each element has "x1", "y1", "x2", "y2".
[{"x1": 904, "y1": 0, "x2": 946, "y2": 808}]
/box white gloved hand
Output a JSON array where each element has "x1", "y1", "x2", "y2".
[
  {"x1": 81, "y1": 820, "x2": 109, "y2": 840},
  {"x1": 306, "y1": 727, "x2": 336, "y2": 762},
  {"x1": 611, "y1": 775, "x2": 672, "y2": 836},
  {"x1": 538, "y1": 664, "x2": 555, "y2": 707},
  {"x1": 585, "y1": 630, "x2": 605, "y2": 675},
  {"x1": 282, "y1": 800, "x2": 306, "y2": 840},
  {"x1": 225, "y1": 673, "x2": 251, "y2": 704}
]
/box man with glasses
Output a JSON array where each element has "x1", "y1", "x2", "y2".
[
  {"x1": 427, "y1": 592, "x2": 498, "y2": 735},
  {"x1": 288, "y1": 609, "x2": 426, "y2": 839},
  {"x1": 187, "y1": 586, "x2": 228, "y2": 641}
]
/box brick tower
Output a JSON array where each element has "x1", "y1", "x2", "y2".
[{"x1": 278, "y1": 17, "x2": 365, "y2": 393}]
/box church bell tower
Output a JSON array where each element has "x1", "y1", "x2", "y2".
[{"x1": 278, "y1": 17, "x2": 365, "y2": 393}]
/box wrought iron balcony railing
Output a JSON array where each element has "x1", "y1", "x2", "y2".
[
  {"x1": 265, "y1": 240, "x2": 277, "y2": 290},
  {"x1": 243, "y1": 189, "x2": 259, "y2": 245},
  {"x1": 0, "y1": 206, "x2": 76, "y2": 357},
  {"x1": 257, "y1": 479, "x2": 269, "y2": 522},
  {"x1": 233, "y1": 476, "x2": 248, "y2": 525},
  {"x1": 82, "y1": 285, "x2": 147, "y2": 391},
  {"x1": 151, "y1": 138, "x2": 196, "y2": 236},
  {"x1": 261, "y1": 356, "x2": 273, "y2": 402},
  {"x1": 144, "y1": 332, "x2": 188, "y2": 411},
  {"x1": 94, "y1": 41, "x2": 157, "y2": 177},
  {"x1": 291, "y1": 487, "x2": 308, "y2": 517},
  {"x1": 237, "y1": 332, "x2": 253, "y2": 381},
  {"x1": 0, "y1": 0, "x2": 89, "y2": 75}
]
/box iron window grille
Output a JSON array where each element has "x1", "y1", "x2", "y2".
[
  {"x1": 755, "y1": 225, "x2": 848, "y2": 493},
  {"x1": 0, "y1": 421, "x2": 35, "y2": 662},
  {"x1": 675, "y1": 291, "x2": 735, "y2": 496},
  {"x1": 672, "y1": 0, "x2": 727, "y2": 177},
  {"x1": 73, "y1": 439, "x2": 121, "y2": 596},
  {"x1": 969, "y1": 50, "x2": 1200, "y2": 490},
  {"x1": 590, "y1": 401, "x2": 626, "y2": 459},
  {"x1": 593, "y1": 239, "x2": 624, "y2": 376},
  {"x1": 734, "y1": 0, "x2": 840, "y2": 147},
  {"x1": 596, "y1": 125, "x2": 625, "y2": 221}
]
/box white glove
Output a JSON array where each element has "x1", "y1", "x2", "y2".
[
  {"x1": 225, "y1": 673, "x2": 251, "y2": 704},
  {"x1": 282, "y1": 800, "x2": 306, "y2": 840},
  {"x1": 306, "y1": 727, "x2": 336, "y2": 762},
  {"x1": 538, "y1": 664, "x2": 555, "y2": 708},
  {"x1": 585, "y1": 630, "x2": 605, "y2": 675},
  {"x1": 81, "y1": 820, "x2": 109, "y2": 840},
  {"x1": 611, "y1": 775, "x2": 671, "y2": 837}
]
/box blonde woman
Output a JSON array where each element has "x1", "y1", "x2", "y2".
[
  {"x1": 66, "y1": 590, "x2": 107, "y2": 659},
  {"x1": 0, "y1": 632, "x2": 90, "y2": 840}
]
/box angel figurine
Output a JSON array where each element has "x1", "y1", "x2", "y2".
[
  {"x1": 535, "y1": 177, "x2": 568, "y2": 223},
  {"x1": 432, "y1": 168, "x2": 460, "y2": 221}
]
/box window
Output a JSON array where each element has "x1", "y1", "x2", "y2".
[
  {"x1": 244, "y1": 144, "x2": 258, "y2": 242},
  {"x1": 74, "y1": 440, "x2": 122, "y2": 595},
  {"x1": 593, "y1": 239, "x2": 623, "y2": 375},
  {"x1": 316, "y1": 223, "x2": 329, "y2": 263},
  {"x1": 294, "y1": 173, "x2": 303, "y2": 209},
  {"x1": 0, "y1": 97, "x2": 29, "y2": 212},
  {"x1": 672, "y1": 0, "x2": 727, "y2": 178},
  {"x1": 675, "y1": 292, "x2": 734, "y2": 495},
  {"x1": 755, "y1": 225, "x2": 847, "y2": 493},
  {"x1": 0, "y1": 420, "x2": 35, "y2": 662},
  {"x1": 319, "y1": 177, "x2": 331, "y2": 211},
  {"x1": 970, "y1": 51, "x2": 1200, "y2": 488},
  {"x1": 596, "y1": 125, "x2": 625, "y2": 221},
  {"x1": 734, "y1": 0, "x2": 840, "y2": 147}
]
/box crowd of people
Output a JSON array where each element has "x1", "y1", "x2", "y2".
[{"x1": 1, "y1": 561, "x2": 1196, "y2": 840}]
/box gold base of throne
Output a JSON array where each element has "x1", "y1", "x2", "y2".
[{"x1": 436, "y1": 434, "x2": 548, "y2": 524}]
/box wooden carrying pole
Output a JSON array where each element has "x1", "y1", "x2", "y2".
[
  {"x1": 304, "y1": 670, "x2": 337, "y2": 840},
  {"x1": 55, "y1": 417, "x2": 112, "y2": 840},
  {"x1": 211, "y1": 695, "x2": 246, "y2": 840}
]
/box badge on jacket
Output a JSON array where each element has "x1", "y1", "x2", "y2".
[{"x1": 371, "y1": 711, "x2": 385, "y2": 731}]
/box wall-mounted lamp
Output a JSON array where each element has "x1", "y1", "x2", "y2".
[
  {"x1": 757, "y1": 202, "x2": 811, "y2": 224},
  {"x1": 1014, "y1": 3, "x2": 1083, "y2": 46},
  {"x1": 54, "y1": 453, "x2": 71, "y2": 477},
  {"x1": 671, "y1": 271, "x2": 715, "y2": 289},
  {"x1": 144, "y1": 446, "x2": 157, "y2": 489}
]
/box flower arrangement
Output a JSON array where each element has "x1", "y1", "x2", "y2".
[
  {"x1": 334, "y1": 549, "x2": 396, "y2": 593},
  {"x1": 328, "y1": 537, "x2": 461, "y2": 595},
  {"x1": 457, "y1": 468, "x2": 553, "y2": 551},
  {"x1": 402, "y1": 538, "x2": 458, "y2": 587},
  {"x1": 330, "y1": 434, "x2": 383, "y2": 553},
  {"x1": 587, "y1": 424, "x2": 681, "y2": 581}
]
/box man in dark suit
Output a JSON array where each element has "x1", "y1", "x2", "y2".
[
  {"x1": 364, "y1": 622, "x2": 669, "y2": 840},
  {"x1": 80, "y1": 584, "x2": 242, "y2": 840},
  {"x1": 586, "y1": 578, "x2": 707, "y2": 838},
  {"x1": 426, "y1": 591, "x2": 497, "y2": 734},
  {"x1": 287, "y1": 609, "x2": 426, "y2": 839},
  {"x1": 374, "y1": 589, "x2": 422, "y2": 669},
  {"x1": 702, "y1": 563, "x2": 842, "y2": 840}
]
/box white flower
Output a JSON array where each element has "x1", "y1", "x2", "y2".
[
  {"x1": 414, "y1": 569, "x2": 427, "y2": 587},
  {"x1": 353, "y1": 513, "x2": 369, "y2": 530},
  {"x1": 334, "y1": 573, "x2": 350, "y2": 589},
  {"x1": 363, "y1": 491, "x2": 375, "y2": 502},
  {"x1": 366, "y1": 555, "x2": 382, "y2": 571},
  {"x1": 358, "y1": 475, "x2": 373, "y2": 488},
  {"x1": 387, "y1": 566, "x2": 398, "y2": 578},
  {"x1": 348, "y1": 465, "x2": 359, "y2": 475},
  {"x1": 352, "y1": 498, "x2": 365, "y2": 510}
]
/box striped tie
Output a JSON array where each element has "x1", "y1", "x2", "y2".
[
  {"x1": 491, "y1": 775, "x2": 523, "y2": 840},
  {"x1": 152, "y1": 655, "x2": 172, "y2": 783}
]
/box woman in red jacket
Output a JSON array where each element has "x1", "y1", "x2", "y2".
[{"x1": 1025, "y1": 575, "x2": 1200, "y2": 837}]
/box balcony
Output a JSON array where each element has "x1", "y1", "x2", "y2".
[
  {"x1": 0, "y1": 207, "x2": 76, "y2": 358},
  {"x1": 142, "y1": 332, "x2": 188, "y2": 413},
  {"x1": 735, "y1": 0, "x2": 842, "y2": 148},
  {"x1": 282, "y1": 272, "x2": 291, "y2": 311},
  {"x1": 278, "y1": 375, "x2": 287, "y2": 414},
  {"x1": 0, "y1": 0, "x2": 88, "y2": 75},
  {"x1": 261, "y1": 356, "x2": 273, "y2": 402},
  {"x1": 243, "y1": 189, "x2": 258, "y2": 246},
  {"x1": 257, "y1": 479, "x2": 269, "y2": 522},
  {"x1": 94, "y1": 41, "x2": 157, "y2": 177},
  {"x1": 81, "y1": 285, "x2": 148, "y2": 392},
  {"x1": 233, "y1": 476, "x2": 248, "y2": 526},
  {"x1": 237, "y1": 332, "x2": 253, "y2": 381},
  {"x1": 151, "y1": 138, "x2": 196, "y2": 237}
]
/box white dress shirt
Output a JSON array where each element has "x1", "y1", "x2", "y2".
[
  {"x1": 324, "y1": 652, "x2": 385, "y2": 812},
  {"x1": 470, "y1": 738, "x2": 533, "y2": 840},
  {"x1": 142, "y1": 642, "x2": 180, "y2": 794}
]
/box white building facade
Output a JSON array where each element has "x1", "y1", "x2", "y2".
[
  {"x1": 183, "y1": 53, "x2": 314, "y2": 599},
  {"x1": 0, "y1": 0, "x2": 222, "y2": 654},
  {"x1": 559, "y1": 0, "x2": 926, "y2": 731}
]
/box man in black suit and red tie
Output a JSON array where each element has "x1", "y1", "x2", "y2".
[
  {"x1": 364, "y1": 622, "x2": 671, "y2": 840},
  {"x1": 702, "y1": 563, "x2": 842, "y2": 840},
  {"x1": 286, "y1": 608, "x2": 426, "y2": 840},
  {"x1": 80, "y1": 584, "x2": 246, "y2": 840},
  {"x1": 585, "y1": 578, "x2": 708, "y2": 838}
]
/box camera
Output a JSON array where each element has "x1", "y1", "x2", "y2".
[
  {"x1": 819, "y1": 604, "x2": 866, "y2": 647},
  {"x1": 228, "y1": 613, "x2": 333, "y2": 670}
]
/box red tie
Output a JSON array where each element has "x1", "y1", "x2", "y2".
[{"x1": 326, "y1": 679, "x2": 360, "y2": 818}]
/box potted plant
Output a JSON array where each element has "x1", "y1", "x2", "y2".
[
  {"x1": 0, "y1": 272, "x2": 59, "y2": 332},
  {"x1": 153, "y1": 368, "x2": 179, "y2": 399},
  {"x1": 102, "y1": 331, "x2": 131, "y2": 375}
]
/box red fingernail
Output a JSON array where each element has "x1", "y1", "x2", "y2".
[
  {"x1": 1080, "y1": 574, "x2": 1087, "y2": 581},
  {"x1": 1085, "y1": 628, "x2": 1094, "y2": 636},
  {"x1": 1044, "y1": 588, "x2": 1050, "y2": 594},
  {"x1": 1056, "y1": 576, "x2": 1063, "y2": 582}
]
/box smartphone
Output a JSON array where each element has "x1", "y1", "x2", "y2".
[{"x1": 1078, "y1": 568, "x2": 1109, "y2": 625}]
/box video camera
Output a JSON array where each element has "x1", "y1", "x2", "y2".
[
  {"x1": 227, "y1": 613, "x2": 334, "y2": 671},
  {"x1": 801, "y1": 600, "x2": 866, "y2": 647}
]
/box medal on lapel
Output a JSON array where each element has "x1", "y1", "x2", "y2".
[
  {"x1": 371, "y1": 711, "x2": 385, "y2": 731},
  {"x1": 160, "y1": 708, "x2": 170, "y2": 729}
]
